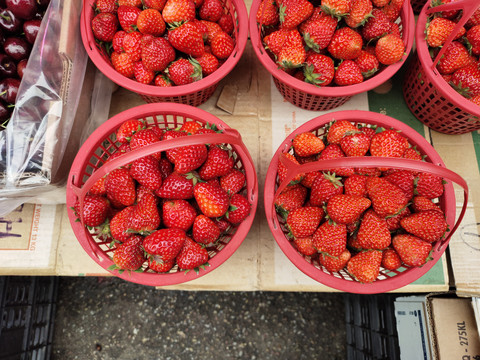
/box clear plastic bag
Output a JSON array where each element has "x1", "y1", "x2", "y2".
[{"x1": 0, "y1": 0, "x2": 88, "y2": 216}]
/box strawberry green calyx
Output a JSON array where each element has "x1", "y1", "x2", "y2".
[
  {"x1": 183, "y1": 262, "x2": 210, "y2": 275},
  {"x1": 188, "y1": 57, "x2": 203, "y2": 81},
  {"x1": 323, "y1": 171, "x2": 343, "y2": 189},
  {"x1": 303, "y1": 33, "x2": 320, "y2": 53},
  {"x1": 303, "y1": 64, "x2": 326, "y2": 86}
]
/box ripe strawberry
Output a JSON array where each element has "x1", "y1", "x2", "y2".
[
  {"x1": 163, "y1": 199, "x2": 197, "y2": 231},
  {"x1": 327, "y1": 120, "x2": 358, "y2": 144},
  {"x1": 466, "y1": 7, "x2": 480, "y2": 28},
  {"x1": 109, "y1": 206, "x2": 134, "y2": 242},
  {"x1": 366, "y1": 177, "x2": 409, "y2": 218},
  {"x1": 96, "y1": 0, "x2": 119, "y2": 13},
  {"x1": 356, "y1": 209, "x2": 391, "y2": 250},
  {"x1": 129, "y1": 128, "x2": 161, "y2": 160},
  {"x1": 112, "y1": 30, "x2": 127, "y2": 53},
  {"x1": 168, "y1": 22, "x2": 205, "y2": 57},
  {"x1": 105, "y1": 168, "x2": 136, "y2": 207},
  {"x1": 321, "y1": 0, "x2": 352, "y2": 17},
  {"x1": 370, "y1": 129, "x2": 409, "y2": 158},
  {"x1": 345, "y1": 0, "x2": 372, "y2": 28},
  {"x1": 143, "y1": 228, "x2": 186, "y2": 261},
  {"x1": 218, "y1": 14, "x2": 234, "y2": 34},
  {"x1": 340, "y1": 131, "x2": 370, "y2": 156},
  {"x1": 111, "y1": 52, "x2": 135, "y2": 78},
  {"x1": 392, "y1": 234, "x2": 432, "y2": 267},
  {"x1": 197, "y1": 145, "x2": 234, "y2": 180},
  {"x1": 195, "y1": 52, "x2": 219, "y2": 76},
  {"x1": 355, "y1": 50, "x2": 379, "y2": 78},
  {"x1": 400, "y1": 210, "x2": 448, "y2": 243},
  {"x1": 293, "y1": 132, "x2": 325, "y2": 157},
  {"x1": 199, "y1": 0, "x2": 223, "y2": 22},
  {"x1": 414, "y1": 172, "x2": 444, "y2": 199},
  {"x1": 303, "y1": 53, "x2": 335, "y2": 87},
  {"x1": 173, "y1": 144, "x2": 207, "y2": 175},
  {"x1": 310, "y1": 172, "x2": 344, "y2": 206},
  {"x1": 384, "y1": 170, "x2": 415, "y2": 200},
  {"x1": 162, "y1": 129, "x2": 188, "y2": 163},
  {"x1": 137, "y1": 8, "x2": 165, "y2": 37},
  {"x1": 167, "y1": 58, "x2": 203, "y2": 85},
  {"x1": 327, "y1": 194, "x2": 371, "y2": 225},
  {"x1": 320, "y1": 249, "x2": 351, "y2": 272},
  {"x1": 144, "y1": 0, "x2": 167, "y2": 10},
  {"x1": 194, "y1": 182, "x2": 230, "y2": 217},
  {"x1": 436, "y1": 41, "x2": 473, "y2": 75},
  {"x1": 89, "y1": 176, "x2": 107, "y2": 197},
  {"x1": 128, "y1": 193, "x2": 160, "y2": 234},
  {"x1": 347, "y1": 250, "x2": 382, "y2": 283},
  {"x1": 116, "y1": 118, "x2": 144, "y2": 143},
  {"x1": 92, "y1": 12, "x2": 118, "y2": 42},
  {"x1": 334, "y1": 60, "x2": 363, "y2": 86},
  {"x1": 451, "y1": 64, "x2": 480, "y2": 98},
  {"x1": 403, "y1": 147, "x2": 423, "y2": 161},
  {"x1": 177, "y1": 237, "x2": 209, "y2": 270},
  {"x1": 277, "y1": 153, "x2": 304, "y2": 185},
  {"x1": 319, "y1": 145, "x2": 355, "y2": 177},
  {"x1": 328, "y1": 28, "x2": 363, "y2": 60},
  {"x1": 372, "y1": 0, "x2": 388, "y2": 6},
  {"x1": 179, "y1": 121, "x2": 203, "y2": 135},
  {"x1": 277, "y1": 29, "x2": 307, "y2": 69},
  {"x1": 375, "y1": 34, "x2": 404, "y2": 66},
  {"x1": 133, "y1": 61, "x2": 155, "y2": 84},
  {"x1": 287, "y1": 206, "x2": 324, "y2": 238},
  {"x1": 74, "y1": 195, "x2": 110, "y2": 227},
  {"x1": 381, "y1": 1, "x2": 403, "y2": 22},
  {"x1": 412, "y1": 196, "x2": 442, "y2": 213},
  {"x1": 192, "y1": 214, "x2": 220, "y2": 244},
  {"x1": 278, "y1": 0, "x2": 314, "y2": 30},
  {"x1": 118, "y1": 0, "x2": 142, "y2": 5},
  {"x1": 162, "y1": 0, "x2": 196, "y2": 23},
  {"x1": 211, "y1": 31, "x2": 234, "y2": 59},
  {"x1": 467, "y1": 25, "x2": 480, "y2": 56},
  {"x1": 361, "y1": 9, "x2": 391, "y2": 41},
  {"x1": 117, "y1": 5, "x2": 141, "y2": 32},
  {"x1": 344, "y1": 174, "x2": 368, "y2": 197},
  {"x1": 155, "y1": 172, "x2": 196, "y2": 199},
  {"x1": 302, "y1": 15, "x2": 337, "y2": 53},
  {"x1": 220, "y1": 169, "x2": 245, "y2": 195},
  {"x1": 148, "y1": 257, "x2": 175, "y2": 272},
  {"x1": 294, "y1": 236, "x2": 317, "y2": 256},
  {"x1": 256, "y1": 0, "x2": 279, "y2": 27},
  {"x1": 426, "y1": 17, "x2": 465, "y2": 48},
  {"x1": 141, "y1": 36, "x2": 176, "y2": 72},
  {"x1": 201, "y1": 20, "x2": 223, "y2": 44},
  {"x1": 385, "y1": 206, "x2": 411, "y2": 232},
  {"x1": 112, "y1": 235, "x2": 145, "y2": 271},
  {"x1": 312, "y1": 221, "x2": 347, "y2": 257},
  {"x1": 301, "y1": 171, "x2": 320, "y2": 189},
  {"x1": 381, "y1": 248, "x2": 401, "y2": 271},
  {"x1": 264, "y1": 28, "x2": 291, "y2": 56},
  {"x1": 129, "y1": 156, "x2": 163, "y2": 190},
  {"x1": 227, "y1": 194, "x2": 251, "y2": 224},
  {"x1": 275, "y1": 184, "x2": 308, "y2": 213}
]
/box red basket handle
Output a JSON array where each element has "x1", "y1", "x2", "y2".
[
  {"x1": 269, "y1": 154, "x2": 468, "y2": 250},
  {"x1": 426, "y1": 0, "x2": 479, "y2": 69},
  {"x1": 71, "y1": 127, "x2": 257, "y2": 224}
]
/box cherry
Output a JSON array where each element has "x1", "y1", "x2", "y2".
[
  {"x1": 0, "y1": 77, "x2": 20, "y2": 104},
  {"x1": 23, "y1": 19, "x2": 40, "y2": 44},
  {"x1": 4, "y1": 36, "x2": 31, "y2": 61},
  {"x1": 0, "y1": 9, "x2": 22, "y2": 34},
  {"x1": 0, "y1": 53, "x2": 16, "y2": 77},
  {"x1": 6, "y1": 0, "x2": 38, "y2": 20},
  {"x1": 16, "y1": 58, "x2": 26, "y2": 78},
  {"x1": 0, "y1": 99, "x2": 12, "y2": 123}
]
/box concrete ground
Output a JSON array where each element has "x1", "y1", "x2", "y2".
[{"x1": 52, "y1": 277, "x2": 346, "y2": 360}]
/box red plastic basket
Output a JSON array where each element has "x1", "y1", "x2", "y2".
[
  {"x1": 80, "y1": 0, "x2": 248, "y2": 107},
  {"x1": 66, "y1": 103, "x2": 258, "y2": 286},
  {"x1": 249, "y1": 0, "x2": 415, "y2": 111},
  {"x1": 403, "y1": 0, "x2": 480, "y2": 134},
  {"x1": 264, "y1": 110, "x2": 468, "y2": 294}
]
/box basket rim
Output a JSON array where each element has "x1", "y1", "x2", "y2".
[
  {"x1": 415, "y1": 1, "x2": 480, "y2": 117},
  {"x1": 81, "y1": 0, "x2": 249, "y2": 98},
  {"x1": 263, "y1": 110, "x2": 458, "y2": 294},
  {"x1": 248, "y1": 0, "x2": 415, "y2": 98},
  {"x1": 66, "y1": 103, "x2": 259, "y2": 287}
]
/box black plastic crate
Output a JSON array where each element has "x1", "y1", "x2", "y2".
[
  {"x1": 345, "y1": 294, "x2": 400, "y2": 360},
  {"x1": 0, "y1": 276, "x2": 58, "y2": 360}
]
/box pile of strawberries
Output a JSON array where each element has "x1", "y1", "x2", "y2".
[
  {"x1": 90, "y1": 0, "x2": 236, "y2": 86},
  {"x1": 425, "y1": 2, "x2": 480, "y2": 106},
  {"x1": 257, "y1": 0, "x2": 407, "y2": 87},
  {"x1": 73, "y1": 119, "x2": 251, "y2": 274},
  {"x1": 274, "y1": 120, "x2": 448, "y2": 284}
]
